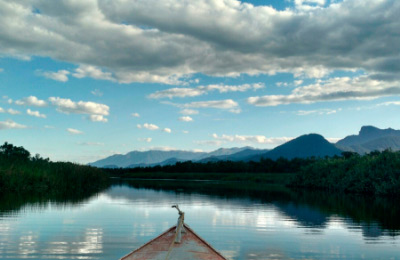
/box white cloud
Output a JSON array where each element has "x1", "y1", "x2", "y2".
[
  {"x1": 149, "y1": 87, "x2": 204, "y2": 99},
  {"x1": 0, "y1": 0, "x2": 397, "y2": 85},
  {"x1": 67, "y1": 128, "x2": 84, "y2": 135},
  {"x1": 377, "y1": 101, "x2": 400, "y2": 107},
  {"x1": 131, "y1": 112, "x2": 140, "y2": 117},
  {"x1": 327, "y1": 137, "x2": 341, "y2": 143},
  {"x1": 88, "y1": 114, "x2": 108, "y2": 122},
  {"x1": 42, "y1": 69, "x2": 70, "y2": 82},
  {"x1": 0, "y1": 68, "x2": 3, "y2": 72},
  {"x1": 148, "y1": 83, "x2": 264, "y2": 99},
  {"x1": 294, "y1": 0, "x2": 326, "y2": 11},
  {"x1": 276, "y1": 82, "x2": 289, "y2": 87},
  {"x1": 0, "y1": 107, "x2": 3, "y2": 113},
  {"x1": 72, "y1": 65, "x2": 114, "y2": 81},
  {"x1": 137, "y1": 123, "x2": 159, "y2": 130},
  {"x1": 49, "y1": 97, "x2": 109, "y2": 122},
  {"x1": 27, "y1": 109, "x2": 46, "y2": 118},
  {"x1": 164, "y1": 99, "x2": 240, "y2": 113},
  {"x1": 183, "y1": 100, "x2": 239, "y2": 110},
  {"x1": 179, "y1": 109, "x2": 199, "y2": 115},
  {"x1": 0, "y1": 120, "x2": 27, "y2": 130},
  {"x1": 179, "y1": 116, "x2": 193, "y2": 122},
  {"x1": 195, "y1": 140, "x2": 223, "y2": 146},
  {"x1": 294, "y1": 80, "x2": 303, "y2": 86},
  {"x1": 163, "y1": 128, "x2": 172, "y2": 133},
  {"x1": 182, "y1": 130, "x2": 189, "y2": 134},
  {"x1": 7, "y1": 108, "x2": 21, "y2": 115},
  {"x1": 229, "y1": 108, "x2": 242, "y2": 114},
  {"x1": 248, "y1": 76, "x2": 400, "y2": 107},
  {"x1": 295, "y1": 108, "x2": 341, "y2": 116},
  {"x1": 15, "y1": 96, "x2": 47, "y2": 107},
  {"x1": 91, "y1": 89, "x2": 104, "y2": 97},
  {"x1": 44, "y1": 125, "x2": 55, "y2": 129},
  {"x1": 138, "y1": 137, "x2": 152, "y2": 143},
  {"x1": 212, "y1": 133, "x2": 293, "y2": 145}
]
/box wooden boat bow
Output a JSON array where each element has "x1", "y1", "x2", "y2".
[{"x1": 120, "y1": 205, "x2": 227, "y2": 260}]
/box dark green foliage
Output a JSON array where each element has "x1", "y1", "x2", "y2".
[
  {"x1": 292, "y1": 150, "x2": 400, "y2": 196},
  {"x1": 105, "y1": 157, "x2": 316, "y2": 185},
  {"x1": 0, "y1": 142, "x2": 109, "y2": 195}
]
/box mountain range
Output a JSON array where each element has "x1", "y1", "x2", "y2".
[
  {"x1": 336, "y1": 126, "x2": 400, "y2": 154},
  {"x1": 90, "y1": 126, "x2": 400, "y2": 168}
]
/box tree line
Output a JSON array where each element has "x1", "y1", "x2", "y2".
[
  {"x1": 291, "y1": 150, "x2": 400, "y2": 196},
  {"x1": 106, "y1": 150, "x2": 400, "y2": 196},
  {"x1": 0, "y1": 142, "x2": 109, "y2": 195}
]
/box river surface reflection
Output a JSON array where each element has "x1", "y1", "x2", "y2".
[{"x1": 0, "y1": 180, "x2": 399, "y2": 259}]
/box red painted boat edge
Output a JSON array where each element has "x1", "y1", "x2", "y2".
[{"x1": 119, "y1": 223, "x2": 228, "y2": 260}]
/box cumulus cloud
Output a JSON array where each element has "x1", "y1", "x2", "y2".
[
  {"x1": 163, "y1": 128, "x2": 172, "y2": 133},
  {"x1": 194, "y1": 140, "x2": 223, "y2": 146},
  {"x1": 137, "y1": 123, "x2": 159, "y2": 130},
  {"x1": 41, "y1": 69, "x2": 70, "y2": 82},
  {"x1": 27, "y1": 109, "x2": 46, "y2": 118},
  {"x1": 148, "y1": 83, "x2": 263, "y2": 99},
  {"x1": 294, "y1": 80, "x2": 303, "y2": 86},
  {"x1": 131, "y1": 112, "x2": 140, "y2": 117},
  {"x1": 179, "y1": 116, "x2": 193, "y2": 122},
  {"x1": 15, "y1": 96, "x2": 47, "y2": 107},
  {"x1": 212, "y1": 133, "x2": 293, "y2": 145},
  {"x1": 0, "y1": 0, "x2": 397, "y2": 85},
  {"x1": 248, "y1": 76, "x2": 400, "y2": 107},
  {"x1": 72, "y1": 65, "x2": 114, "y2": 81},
  {"x1": 138, "y1": 137, "x2": 152, "y2": 143},
  {"x1": 0, "y1": 120, "x2": 27, "y2": 130},
  {"x1": 180, "y1": 109, "x2": 199, "y2": 115},
  {"x1": 89, "y1": 114, "x2": 108, "y2": 122},
  {"x1": 91, "y1": 89, "x2": 104, "y2": 97},
  {"x1": 49, "y1": 97, "x2": 109, "y2": 122},
  {"x1": 294, "y1": 0, "x2": 326, "y2": 11},
  {"x1": 0, "y1": 107, "x2": 21, "y2": 115},
  {"x1": 6, "y1": 108, "x2": 21, "y2": 115},
  {"x1": 67, "y1": 128, "x2": 83, "y2": 135}
]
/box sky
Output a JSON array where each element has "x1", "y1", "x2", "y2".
[{"x1": 0, "y1": 0, "x2": 399, "y2": 163}]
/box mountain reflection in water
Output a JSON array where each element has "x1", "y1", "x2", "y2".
[{"x1": 0, "y1": 179, "x2": 399, "y2": 260}]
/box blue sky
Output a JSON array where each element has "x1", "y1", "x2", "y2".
[{"x1": 0, "y1": 0, "x2": 399, "y2": 163}]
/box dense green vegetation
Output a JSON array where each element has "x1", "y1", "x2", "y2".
[
  {"x1": 0, "y1": 142, "x2": 109, "y2": 195},
  {"x1": 106, "y1": 157, "x2": 314, "y2": 185},
  {"x1": 292, "y1": 150, "x2": 400, "y2": 196},
  {"x1": 108, "y1": 150, "x2": 400, "y2": 196}
]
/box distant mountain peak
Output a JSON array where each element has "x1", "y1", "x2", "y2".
[
  {"x1": 337, "y1": 125, "x2": 400, "y2": 154},
  {"x1": 359, "y1": 125, "x2": 381, "y2": 135},
  {"x1": 249, "y1": 133, "x2": 342, "y2": 160}
]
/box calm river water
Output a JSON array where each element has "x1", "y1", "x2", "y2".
[{"x1": 0, "y1": 180, "x2": 399, "y2": 260}]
